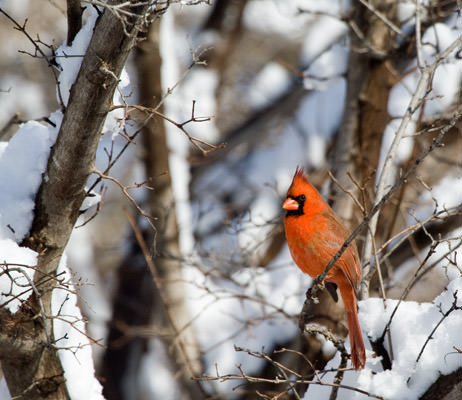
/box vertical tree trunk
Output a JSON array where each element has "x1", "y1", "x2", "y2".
[{"x1": 0, "y1": 2, "x2": 152, "y2": 398}]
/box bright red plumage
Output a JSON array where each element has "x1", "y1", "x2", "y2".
[{"x1": 283, "y1": 167, "x2": 366, "y2": 370}]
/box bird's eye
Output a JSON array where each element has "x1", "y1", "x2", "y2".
[{"x1": 299, "y1": 194, "x2": 306, "y2": 202}]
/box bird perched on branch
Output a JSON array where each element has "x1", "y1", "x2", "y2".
[{"x1": 282, "y1": 167, "x2": 366, "y2": 370}]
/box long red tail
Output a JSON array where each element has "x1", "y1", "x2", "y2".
[
  {"x1": 346, "y1": 308, "x2": 366, "y2": 369},
  {"x1": 340, "y1": 285, "x2": 366, "y2": 370}
]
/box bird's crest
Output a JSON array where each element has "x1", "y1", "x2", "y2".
[
  {"x1": 294, "y1": 166, "x2": 306, "y2": 179},
  {"x1": 288, "y1": 166, "x2": 311, "y2": 195}
]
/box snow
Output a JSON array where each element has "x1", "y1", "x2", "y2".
[
  {"x1": 53, "y1": 257, "x2": 105, "y2": 400},
  {"x1": 380, "y1": 20, "x2": 462, "y2": 189},
  {"x1": 409, "y1": 175, "x2": 462, "y2": 223},
  {"x1": 386, "y1": 17, "x2": 462, "y2": 166},
  {"x1": 66, "y1": 225, "x2": 111, "y2": 350},
  {"x1": 55, "y1": 7, "x2": 99, "y2": 106},
  {"x1": 0, "y1": 118, "x2": 104, "y2": 397},
  {"x1": 170, "y1": 67, "x2": 219, "y2": 143},
  {"x1": 158, "y1": 9, "x2": 316, "y2": 375},
  {"x1": 305, "y1": 278, "x2": 462, "y2": 399},
  {"x1": 397, "y1": 2, "x2": 416, "y2": 22},
  {"x1": 0, "y1": 239, "x2": 37, "y2": 313},
  {"x1": 138, "y1": 339, "x2": 183, "y2": 399},
  {"x1": 303, "y1": 43, "x2": 348, "y2": 90},
  {"x1": 296, "y1": 77, "x2": 346, "y2": 144},
  {"x1": 375, "y1": 118, "x2": 416, "y2": 188},
  {"x1": 182, "y1": 258, "x2": 310, "y2": 381},
  {"x1": 0, "y1": 76, "x2": 48, "y2": 128},
  {"x1": 420, "y1": 23, "x2": 462, "y2": 116},
  {"x1": 299, "y1": 13, "x2": 348, "y2": 66},
  {"x1": 0, "y1": 112, "x2": 62, "y2": 241},
  {"x1": 247, "y1": 62, "x2": 292, "y2": 110},
  {"x1": 243, "y1": 0, "x2": 312, "y2": 36}
]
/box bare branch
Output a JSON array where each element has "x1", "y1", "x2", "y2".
[
  {"x1": 355, "y1": 0, "x2": 407, "y2": 39},
  {"x1": 361, "y1": 35, "x2": 462, "y2": 298}
]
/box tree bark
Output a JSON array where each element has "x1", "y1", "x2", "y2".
[
  {"x1": 420, "y1": 367, "x2": 462, "y2": 400},
  {"x1": 0, "y1": 2, "x2": 152, "y2": 398}
]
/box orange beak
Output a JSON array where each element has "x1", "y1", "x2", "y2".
[{"x1": 282, "y1": 197, "x2": 299, "y2": 211}]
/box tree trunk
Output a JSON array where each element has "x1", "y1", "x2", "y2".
[
  {"x1": 420, "y1": 368, "x2": 462, "y2": 400},
  {"x1": 0, "y1": 2, "x2": 152, "y2": 398}
]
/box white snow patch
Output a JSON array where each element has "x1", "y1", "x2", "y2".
[
  {"x1": 0, "y1": 111, "x2": 62, "y2": 241},
  {"x1": 304, "y1": 277, "x2": 462, "y2": 399},
  {"x1": 303, "y1": 43, "x2": 348, "y2": 90},
  {"x1": 409, "y1": 175, "x2": 462, "y2": 223},
  {"x1": 0, "y1": 239, "x2": 37, "y2": 313},
  {"x1": 247, "y1": 62, "x2": 292, "y2": 109},
  {"x1": 53, "y1": 258, "x2": 105, "y2": 400},
  {"x1": 55, "y1": 7, "x2": 99, "y2": 106}
]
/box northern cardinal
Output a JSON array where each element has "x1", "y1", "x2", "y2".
[{"x1": 283, "y1": 167, "x2": 366, "y2": 370}]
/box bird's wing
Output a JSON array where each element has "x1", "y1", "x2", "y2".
[{"x1": 321, "y1": 211, "x2": 362, "y2": 292}]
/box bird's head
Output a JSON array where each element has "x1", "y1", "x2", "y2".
[{"x1": 282, "y1": 167, "x2": 325, "y2": 217}]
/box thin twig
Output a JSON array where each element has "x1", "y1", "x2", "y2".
[
  {"x1": 114, "y1": 102, "x2": 227, "y2": 156},
  {"x1": 409, "y1": 290, "x2": 462, "y2": 383},
  {"x1": 0, "y1": 8, "x2": 65, "y2": 108},
  {"x1": 356, "y1": 0, "x2": 407, "y2": 39},
  {"x1": 379, "y1": 243, "x2": 438, "y2": 343},
  {"x1": 196, "y1": 370, "x2": 383, "y2": 399},
  {"x1": 92, "y1": 169, "x2": 156, "y2": 228}
]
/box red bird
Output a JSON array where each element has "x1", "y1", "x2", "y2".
[{"x1": 283, "y1": 167, "x2": 366, "y2": 370}]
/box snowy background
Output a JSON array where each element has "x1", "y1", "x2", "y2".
[{"x1": 0, "y1": 0, "x2": 462, "y2": 399}]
